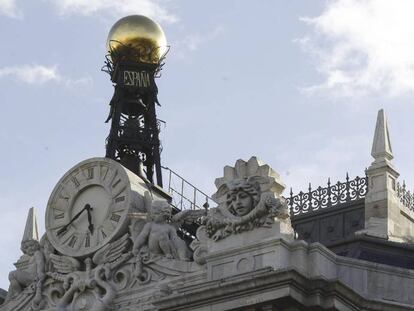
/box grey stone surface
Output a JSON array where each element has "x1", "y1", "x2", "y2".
[
  {"x1": 202, "y1": 157, "x2": 291, "y2": 240},
  {"x1": 153, "y1": 236, "x2": 414, "y2": 310},
  {"x1": 371, "y1": 109, "x2": 393, "y2": 161},
  {"x1": 361, "y1": 110, "x2": 414, "y2": 243},
  {"x1": 0, "y1": 158, "x2": 199, "y2": 311},
  {"x1": 3, "y1": 208, "x2": 45, "y2": 310},
  {"x1": 2, "y1": 156, "x2": 414, "y2": 311},
  {"x1": 0, "y1": 289, "x2": 7, "y2": 305}
]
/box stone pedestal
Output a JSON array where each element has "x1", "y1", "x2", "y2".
[
  {"x1": 363, "y1": 159, "x2": 400, "y2": 240},
  {"x1": 205, "y1": 222, "x2": 294, "y2": 281}
]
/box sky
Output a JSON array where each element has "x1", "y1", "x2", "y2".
[{"x1": 1, "y1": 0, "x2": 414, "y2": 289}]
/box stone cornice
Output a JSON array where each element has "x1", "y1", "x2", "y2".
[{"x1": 153, "y1": 268, "x2": 413, "y2": 311}]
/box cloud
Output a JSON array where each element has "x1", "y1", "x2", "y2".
[
  {"x1": 299, "y1": 0, "x2": 414, "y2": 98},
  {"x1": 0, "y1": 64, "x2": 92, "y2": 87},
  {"x1": 47, "y1": 0, "x2": 177, "y2": 23},
  {"x1": 183, "y1": 26, "x2": 224, "y2": 52},
  {"x1": 174, "y1": 26, "x2": 225, "y2": 58},
  {"x1": 0, "y1": 0, "x2": 22, "y2": 18},
  {"x1": 0, "y1": 65, "x2": 60, "y2": 84}
]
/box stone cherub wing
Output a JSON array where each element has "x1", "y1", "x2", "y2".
[
  {"x1": 171, "y1": 209, "x2": 207, "y2": 228},
  {"x1": 127, "y1": 190, "x2": 151, "y2": 241},
  {"x1": 49, "y1": 254, "x2": 81, "y2": 274},
  {"x1": 92, "y1": 233, "x2": 132, "y2": 268}
]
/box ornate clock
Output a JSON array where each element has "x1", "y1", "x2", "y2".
[{"x1": 46, "y1": 157, "x2": 137, "y2": 257}]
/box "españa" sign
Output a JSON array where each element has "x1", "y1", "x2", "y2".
[{"x1": 123, "y1": 70, "x2": 152, "y2": 88}]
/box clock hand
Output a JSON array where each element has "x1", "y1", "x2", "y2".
[
  {"x1": 86, "y1": 205, "x2": 94, "y2": 234},
  {"x1": 57, "y1": 204, "x2": 89, "y2": 236}
]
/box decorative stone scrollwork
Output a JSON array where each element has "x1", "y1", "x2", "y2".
[{"x1": 45, "y1": 233, "x2": 132, "y2": 311}]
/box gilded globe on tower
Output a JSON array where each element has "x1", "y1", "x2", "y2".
[{"x1": 106, "y1": 15, "x2": 168, "y2": 64}]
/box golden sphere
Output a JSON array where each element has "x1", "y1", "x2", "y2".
[{"x1": 106, "y1": 15, "x2": 167, "y2": 64}]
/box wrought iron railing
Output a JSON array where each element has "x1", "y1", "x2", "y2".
[
  {"x1": 396, "y1": 181, "x2": 414, "y2": 212},
  {"x1": 286, "y1": 174, "x2": 368, "y2": 216},
  {"x1": 162, "y1": 166, "x2": 214, "y2": 211}
]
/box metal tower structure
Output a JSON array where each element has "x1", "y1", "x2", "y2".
[{"x1": 102, "y1": 16, "x2": 168, "y2": 187}]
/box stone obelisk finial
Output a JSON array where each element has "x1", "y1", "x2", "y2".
[
  {"x1": 21, "y1": 207, "x2": 39, "y2": 244},
  {"x1": 371, "y1": 109, "x2": 393, "y2": 163},
  {"x1": 360, "y1": 109, "x2": 414, "y2": 243}
]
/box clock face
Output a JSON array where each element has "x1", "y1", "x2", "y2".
[{"x1": 46, "y1": 158, "x2": 132, "y2": 257}]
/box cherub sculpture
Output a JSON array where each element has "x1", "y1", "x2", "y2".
[
  {"x1": 6, "y1": 208, "x2": 46, "y2": 305},
  {"x1": 7, "y1": 239, "x2": 45, "y2": 299},
  {"x1": 132, "y1": 197, "x2": 206, "y2": 261}
]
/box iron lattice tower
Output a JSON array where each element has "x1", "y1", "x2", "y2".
[{"x1": 103, "y1": 44, "x2": 166, "y2": 187}]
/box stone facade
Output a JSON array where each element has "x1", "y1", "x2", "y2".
[{"x1": 1, "y1": 110, "x2": 414, "y2": 310}]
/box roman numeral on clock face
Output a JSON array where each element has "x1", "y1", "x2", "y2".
[
  {"x1": 100, "y1": 166, "x2": 109, "y2": 181},
  {"x1": 55, "y1": 187, "x2": 70, "y2": 208},
  {"x1": 85, "y1": 234, "x2": 90, "y2": 248},
  {"x1": 115, "y1": 196, "x2": 125, "y2": 203},
  {"x1": 56, "y1": 227, "x2": 67, "y2": 237},
  {"x1": 56, "y1": 225, "x2": 75, "y2": 239},
  {"x1": 54, "y1": 212, "x2": 65, "y2": 219},
  {"x1": 112, "y1": 178, "x2": 121, "y2": 189},
  {"x1": 58, "y1": 192, "x2": 69, "y2": 201},
  {"x1": 85, "y1": 167, "x2": 94, "y2": 179},
  {"x1": 71, "y1": 176, "x2": 80, "y2": 188},
  {"x1": 67, "y1": 235, "x2": 77, "y2": 248},
  {"x1": 110, "y1": 213, "x2": 121, "y2": 222}
]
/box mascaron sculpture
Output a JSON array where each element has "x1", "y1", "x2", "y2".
[
  {"x1": 204, "y1": 156, "x2": 289, "y2": 240},
  {"x1": 190, "y1": 157, "x2": 291, "y2": 265}
]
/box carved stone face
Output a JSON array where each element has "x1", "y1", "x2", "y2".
[
  {"x1": 150, "y1": 201, "x2": 171, "y2": 223},
  {"x1": 232, "y1": 190, "x2": 254, "y2": 216},
  {"x1": 21, "y1": 240, "x2": 40, "y2": 256},
  {"x1": 226, "y1": 179, "x2": 259, "y2": 217}
]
